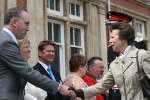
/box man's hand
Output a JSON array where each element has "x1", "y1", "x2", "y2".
[
  {"x1": 58, "y1": 84, "x2": 69, "y2": 95},
  {"x1": 58, "y1": 84, "x2": 76, "y2": 99},
  {"x1": 69, "y1": 87, "x2": 84, "y2": 99}
]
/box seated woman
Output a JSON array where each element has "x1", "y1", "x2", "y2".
[{"x1": 63, "y1": 53, "x2": 95, "y2": 100}]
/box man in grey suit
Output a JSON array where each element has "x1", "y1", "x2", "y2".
[{"x1": 0, "y1": 7, "x2": 72, "y2": 100}]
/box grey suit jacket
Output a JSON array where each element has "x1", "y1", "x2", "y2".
[
  {"x1": 0, "y1": 29, "x2": 59, "y2": 100},
  {"x1": 83, "y1": 46, "x2": 150, "y2": 100}
]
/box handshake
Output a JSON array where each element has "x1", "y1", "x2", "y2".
[{"x1": 58, "y1": 84, "x2": 84, "y2": 99}]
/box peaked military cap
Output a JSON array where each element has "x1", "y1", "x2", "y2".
[{"x1": 106, "y1": 11, "x2": 133, "y2": 25}]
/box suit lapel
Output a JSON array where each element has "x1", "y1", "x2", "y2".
[
  {"x1": 34, "y1": 63, "x2": 61, "y2": 82},
  {"x1": 51, "y1": 68, "x2": 61, "y2": 82},
  {"x1": 122, "y1": 58, "x2": 134, "y2": 73},
  {"x1": 113, "y1": 57, "x2": 134, "y2": 74},
  {"x1": 121, "y1": 47, "x2": 138, "y2": 73},
  {"x1": 34, "y1": 63, "x2": 51, "y2": 78}
]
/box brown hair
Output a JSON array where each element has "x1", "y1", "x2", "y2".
[
  {"x1": 38, "y1": 40, "x2": 55, "y2": 52},
  {"x1": 18, "y1": 37, "x2": 30, "y2": 47},
  {"x1": 69, "y1": 53, "x2": 86, "y2": 72},
  {"x1": 110, "y1": 23, "x2": 135, "y2": 45}
]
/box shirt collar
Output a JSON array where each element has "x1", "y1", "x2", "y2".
[
  {"x1": 38, "y1": 60, "x2": 51, "y2": 71},
  {"x1": 120, "y1": 46, "x2": 131, "y2": 56},
  {"x1": 119, "y1": 46, "x2": 132, "y2": 60},
  {"x1": 3, "y1": 27, "x2": 18, "y2": 44}
]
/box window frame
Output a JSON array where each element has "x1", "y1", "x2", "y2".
[
  {"x1": 135, "y1": 20, "x2": 146, "y2": 42},
  {"x1": 47, "y1": 19, "x2": 66, "y2": 78},
  {"x1": 69, "y1": 0, "x2": 83, "y2": 20},
  {"x1": 70, "y1": 24, "x2": 85, "y2": 55},
  {"x1": 47, "y1": 0, "x2": 64, "y2": 16}
]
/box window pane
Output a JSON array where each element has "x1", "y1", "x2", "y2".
[
  {"x1": 76, "y1": 4, "x2": 80, "y2": 16},
  {"x1": 48, "y1": 22, "x2": 52, "y2": 40},
  {"x1": 71, "y1": 3, "x2": 75, "y2": 15},
  {"x1": 74, "y1": 28, "x2": 81, "y2": 46},
  {"x1": 55, "y1": 0, "x2": 60, "y2": 11},
  {"x1": 54, "y1": 23, "x2": 61, "y2": 42},
  {"x1": 70, "y1": 27, "x2": 74, "y2": 45},
  {"x1": 136, "y1": 24, "x2": 139, "y2": 32},
  {"x1": 49, "y1": 0, "x2": 54, "y2": 10},
  {"x1": 139, "y1": 24, "x2": 142, "y2": 33},
  {"x1": 136, "y1": 23, "x2": 143, "y2": 34},
  {"x1": 51, "y1": 45, "x2": 60, "y2": 72},
  {"x1": 71, "y1": 47, "x2": 80, "y2": 55}
]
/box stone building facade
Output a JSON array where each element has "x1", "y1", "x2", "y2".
[{"x1": 0, "y1": 0, "x2": 150, "y2": 78}]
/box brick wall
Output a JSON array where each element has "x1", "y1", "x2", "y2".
[
  {"x1": 112, "y1": 0, "x2": 150, "y2": 16},
  {"x1": 16, "y1": 0, "x2": 27, "y2": 9}
]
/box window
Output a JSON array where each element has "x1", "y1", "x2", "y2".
[
  {"x1": 135, "y1": 20, "x2": 145, "y2": 42},
  {"x1": 70, "y1": 25, "x2": 84, "y2": 55},
  {"x1": 48, "y1": 0, "x2": 60, "y2": 11},
  {"x1": 48, "y1": 20, "x2": 65, "y2": 78},
  {"x1": 69, "y1": 0, "x2": 83, "y2": 20},
  {"x1": 47, "y1": 0, "x2": 63, "y2": 16},
  {"x1": 48, "y1": 22, "x2": 61, "y2": 42}
]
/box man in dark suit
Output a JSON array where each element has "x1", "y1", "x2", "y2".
[
  {"x1": 34, "y1": 40, "x2": 68, "y2": 100},
  {"x1": 0, "y1": 7, "x2": 72, "y2": 100}
]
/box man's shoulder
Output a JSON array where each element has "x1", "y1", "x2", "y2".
[
  {"x1": 0, "y1": 30, "x2": 9, "y2": 42},
  {"x1": 82, "y1": 74, "x2": 96, "y2": 86},
  {"x1": 33, "y1": 63, "x2": 42, "y2": 70},
  {"x1": 0, "y1": 29, "x2": 12, "y2": 39}
]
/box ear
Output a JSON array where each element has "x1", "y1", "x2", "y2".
[
  {"x1": 122, "y1": 39, "x2": 127, "y2": 44},
  {"x1": 38, "y1": 51, "x2": 42, "y2": 57},
  {"x1": 10, "y1": 17, "x2": 18, "y2": 28},
  {"x1": 79, "y1": 65, "x2": 84, "y2": 70}
]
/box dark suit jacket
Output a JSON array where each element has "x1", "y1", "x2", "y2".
[
  {"x1": 0, "y1": 29, "x2": 59, "y2": 100},
  {"x1": 33, "y1": 63, "x2": 67, "y2": 100}
]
